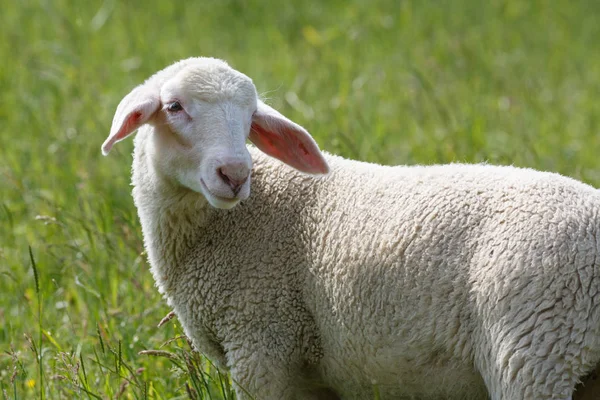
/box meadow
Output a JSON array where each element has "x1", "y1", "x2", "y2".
[{"x1": 1, "y1": 0, "x2": 600, "y2": 398}]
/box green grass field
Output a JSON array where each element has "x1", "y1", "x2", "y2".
[{"x1": 2, "y1": 0, "x2": 600, "y2": 398}]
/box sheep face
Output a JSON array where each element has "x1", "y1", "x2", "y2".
[
  {"x1": 152, "y1": 64, "x2": 257, "y2": 209},
  {"x1": 102, "y1": 57, "x2": 329, "y2": 209}
]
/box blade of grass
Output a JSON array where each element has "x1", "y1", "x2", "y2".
[{"x1": 28, "y1": 245, "x2": 44, "y2": 400}]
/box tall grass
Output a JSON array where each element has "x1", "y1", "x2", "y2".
[{"x1": 1, "y1": 0, "x2": 600, "y2": 398}]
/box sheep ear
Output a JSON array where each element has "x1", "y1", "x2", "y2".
[
  {"x1": 249, "y1": 100, "x2": 329, "y2": 175},
  {"x1": 102, "y1": 85, "x2": 160, "y2": 155}
]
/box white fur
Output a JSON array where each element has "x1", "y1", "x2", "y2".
[{"x1": 104, "y1": 57, "x2": 600, "y2": 400}]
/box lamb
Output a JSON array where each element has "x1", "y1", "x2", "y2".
[{"x1": 101, "y1": 57, "x2": 600, "y2": 400}]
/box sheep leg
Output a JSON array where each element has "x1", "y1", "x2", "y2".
[
  {"x1": 226, "y1": 347, "x2": 298, "y2": 400},
  {"x1": 475, "y1": 328, "x2": 582, "y2": 400},
  {"x1": 476, "y1": 324, "x2": 581, "y2": 400},
  {"x1": 484, "y1": 364, "x2": 577, "y2": 400}
]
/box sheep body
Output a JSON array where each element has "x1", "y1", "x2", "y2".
[
  {"x1": 105, "y1": 57, "x2": 600, "y2": 399},
  {"x1": 134, "y1": 140, "x2": 600, "y2": 399}
]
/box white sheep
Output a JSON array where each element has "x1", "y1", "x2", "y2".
[{"x1": 102, "y1": 57, "x2": 600, "y2": 400}]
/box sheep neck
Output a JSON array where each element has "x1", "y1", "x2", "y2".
[{"x1": 131, "y1": 132, "x2": 215, "y2": 292}]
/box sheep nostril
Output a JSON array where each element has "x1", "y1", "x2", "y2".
[
  {"x1": 217, "y1": 167, "x2": 232, "y2": 187},
  {"x1": 217, "y1": 167, "x2": 248, "y2": 195}
]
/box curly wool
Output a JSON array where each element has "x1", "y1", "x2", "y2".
[{"x1": 132, "y1": 132, "x2": 600, "y2": 399}]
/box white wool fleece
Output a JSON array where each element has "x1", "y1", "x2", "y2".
[{"x1": 105, "y1": 57, "x2": 600, "y2": 400}]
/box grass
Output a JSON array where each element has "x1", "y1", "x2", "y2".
[{"x1": 1, "y1": 0, "x2": 600, "y2": 398}]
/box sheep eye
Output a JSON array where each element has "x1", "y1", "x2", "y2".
[{"x1": 167, "y1": 101, "x2": 183, "y2": 112}]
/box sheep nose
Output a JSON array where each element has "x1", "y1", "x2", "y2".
[{"x1": 217, "y1": 164, "x2": 249, "y2": 195}]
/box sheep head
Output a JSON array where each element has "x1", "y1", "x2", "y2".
[{"x1": 102, "y1": 57, "x2": 329, "y2": 209}]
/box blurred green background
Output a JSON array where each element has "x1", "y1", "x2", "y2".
[{"x1": 1, "y1": 0, "x2": 600, "y2": 398}]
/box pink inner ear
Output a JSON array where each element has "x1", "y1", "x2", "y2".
[
  {"x1": 110, "y1": 111, "x2": 142, "y2": 143},
  {"x1": 102, "y1": 95, "x2": 160, "y2": 155},
  {"x1": 123, "y1": 112, "x2": 143, "y2": 134},
  {"x1": 250, "y1": 121, "x2": 329, "y2": 175},
  {"x1": 102, "y1": 111, "x2": 143, "y2": 155}
]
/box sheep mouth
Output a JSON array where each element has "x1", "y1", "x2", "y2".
[{"x1": 199, "y1": 179, "x2": 241, "y2": 207}]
